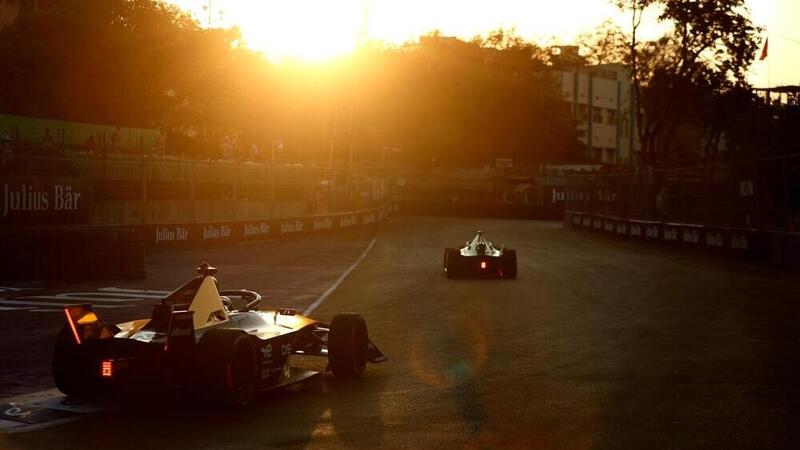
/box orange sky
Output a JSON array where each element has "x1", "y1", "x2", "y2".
[{"x1": 171, "y1": 0, "x2": 798, "y2": 87}]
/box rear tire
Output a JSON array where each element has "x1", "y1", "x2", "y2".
[
  {"x1": 501, "y1": 249, "x2": 517, "y2": 279},
  {"x1": 328, "y1": 314, "x2": 368, "y2": 378},
  {"x1": 196, "y1": 329, "x2": 257, "y2": 408},
  {"x1": 53, "y1": 325, "x2": 95, "y2": 400},
  {"x1": 443, "y1": 248, "x2": 458, "y2": 278}
]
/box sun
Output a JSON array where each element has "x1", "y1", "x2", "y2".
[
  {"x1": 168, "y1": 0, "x2": 670, "y2": 63},
  {"x1": 214, "y1": 0, "x2": 365, "y2": 62}
]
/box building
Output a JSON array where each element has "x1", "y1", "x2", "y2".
[{"x1": 553, "y1": 47, "x2": 641, "y2": 166}]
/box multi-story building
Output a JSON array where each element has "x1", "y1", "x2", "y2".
[{"x1": 554, "y1": 47, "x2": 641, "y2": 166}]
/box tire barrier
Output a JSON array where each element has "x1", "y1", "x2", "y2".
[
  {"x1": 0, "y1": 228, "x2": 145, "y2": 282},
  {"x1": 564, "y1": 210, "x2": 800, "y2": 266}
]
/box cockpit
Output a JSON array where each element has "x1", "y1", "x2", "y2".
[{"x1": 150, "y1": 262, "x2": 230, "y2": 331}]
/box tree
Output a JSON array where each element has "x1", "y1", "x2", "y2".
[
  {"x1": 613, "y1": 0, "x2": 761, "y2": 216},
  {"x1": 577, "y1": 20, "x2": 630, "y2": 65}
]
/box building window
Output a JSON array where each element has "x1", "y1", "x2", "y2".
[
  {"x1": 577, "y1": 104, "x2": 589, "y2": 122},
  {"x1": 607, "y1": 110, "x2": 617, "y2": 126},
  {"x1": 592, "y1": 107, "x2": 603, "y2": 124}
]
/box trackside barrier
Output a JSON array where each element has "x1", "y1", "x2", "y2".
[
  {"x1": 564, "y1": 210, "x2": 796, "y2": 266},
  {"x1": 141, "y1": 205, "x2": 391, "y2": 250},
  {"x1": 0, "y1": 205, "x2": 393, "y2": 281}
]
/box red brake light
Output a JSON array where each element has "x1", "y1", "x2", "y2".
[
  {"x1": 480, "y1": 261, "x2": 487, "y2": 269},
  {"x1": 101, "y1": 360, "x2": 113, "y2": 377}
]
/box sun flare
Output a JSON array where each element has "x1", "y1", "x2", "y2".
[
  {"x1": 169, "y1": 0, "x2": 669, "y2": 63},
  {"x1": 167, "y1": 0, "x2": 791, "y2": 88}
]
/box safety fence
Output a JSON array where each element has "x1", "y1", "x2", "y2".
[
  {"x1": 565, "y1": 210, "x2": 800, "y2": 266},
  {"x1": 1, "y1": 154, "x2": 389, "y2": 227},
  {"x1": 562, "y1": 156, "x2": 800, "y2": 231}
]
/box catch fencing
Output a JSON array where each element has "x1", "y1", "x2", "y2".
[{"x1": 562, "y1": 156, "x2": 800, "y2": 231}]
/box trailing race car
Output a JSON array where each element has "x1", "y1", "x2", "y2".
[
  {"x1": 443, "y1": 230, "x2": 517, "y2": 279},
  {"x1": 53, "y1": 262, "x2": 386, "y2": 408}
]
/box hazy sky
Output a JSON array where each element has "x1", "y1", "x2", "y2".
[{"x1": 171, "y1": 0, "x2": 798, "y2": 87}]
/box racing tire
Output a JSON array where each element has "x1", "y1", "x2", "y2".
[
  {"x1": 197, "y1": 329, "x2": 258, "y2": 408},
  {"x1": 443, "y1": 248, "x2": 458, "y2": 278},
  {"x1": 328, "y1": 314, "x2": 369, "y2": 378},
  {"x1": 53, "y1": 325, "x2": 96, "y2": 400},
  {"x1": 501, "y1": 249, "x2": 517, "y2": 279}
]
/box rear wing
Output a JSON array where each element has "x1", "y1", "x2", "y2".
[{"x1": 63, "y1": 304, "x2": 120, "y2": 344}]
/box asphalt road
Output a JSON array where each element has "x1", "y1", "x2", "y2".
[{"x1": 3, "y1": 216, "x2": 800, "y2": 449}]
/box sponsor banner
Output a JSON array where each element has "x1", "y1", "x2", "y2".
[
  {"x1": 1, "y1": 176, "x2": 90, "y2": 225},
  {"x1": 615, "y1": 222, "x2": 627, "y2": 236},
  {"x1": 361, "y1": 211, "x2": 377, "y2": 225},
  {"x1": 565, "y1": 212, "x2": 777, "y2": 261},
  {"x1": 662, "y1": 224, "x2": 680, "y2": 242},
  {"x1": 139, "y1": 206, "x2": 391, "y2": 249},
  {"x1": 279, "y1": 217, "x2": 308, "y2": 236},
  {"x1": 243, "y1": 220, "x2": 273, "y2": 241},
  {"x1": 201, "y1": 223, "x2": 235, "y2": 244},
  {"x1": 338, "y1": 213, "x2": 359, "y2": 228},
  {"x1": 645, "y1": 223, "x2": 661, "y2": 240},
  {"x1": 311, "y1": 216, "x2": 334, "y2": 232},
  {"x1": 705, "y1": 229, "x2": 725, "y2": 249},
  {"x1": 629, "y1": 222, "x2": 644, "y2": 238},
  {"x1": 152, "y1": 224, "x2": 193, "y2": 247},
  {"x1": 681, "y1": 225, "x2": 702, "y2": 246}
]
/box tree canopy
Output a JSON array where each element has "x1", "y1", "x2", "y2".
[{"x1": 0, "y1": 2, "x2": 582, "y2": 167}]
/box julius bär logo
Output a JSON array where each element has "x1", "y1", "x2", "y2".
[{"x1": 2, "y1": 183, "x2": 81, "y2": 217}]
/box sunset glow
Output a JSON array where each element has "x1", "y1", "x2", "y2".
[{"x1": 170, "y1": 0, "x2": 797, "y2": 87}]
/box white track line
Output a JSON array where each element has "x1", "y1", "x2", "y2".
[
  {"x1": 0, "y1": 300, "x2": 130, "y2": 309},
  {"x1": 303, "y1": 233, "x2": 379, "y2": 316},
  {"x1": 98, "y1": 287, "x2": 170, "y2": 295}
]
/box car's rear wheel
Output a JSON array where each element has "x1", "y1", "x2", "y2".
[
  {"x1": 328, "y1": 314, "x2": 368, "y2": 378},
  {"x1": 197, "y1": 329, "x2": 257, "y2": 408},
  {"x1": 501, "y1": 249, "x2": 517, "y2": 278},
  {"x1": 443, "y1": 248, "x2": 458, "y2": 277},
  {"x1": 53, "y1": 325, "x2": 95, "y2": 401}
]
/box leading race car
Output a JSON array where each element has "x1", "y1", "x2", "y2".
[
  {"x1": 53, "y1": 262, "x2": 386, "y2": 408},
  {"x1": 443, "y1": 230, "x2": 517, "y2": 279}
]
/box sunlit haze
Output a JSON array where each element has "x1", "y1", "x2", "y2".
[{"x1": 170, "y1": 0, "x2": 798, "y2": 87}]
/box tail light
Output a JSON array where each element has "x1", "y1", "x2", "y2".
[
  {"x1": 480, "y1": 261, "x2": 487, "y2": 269},
  {"x1": 101, "y1": 360, "x2": 114, "y2": 378}
]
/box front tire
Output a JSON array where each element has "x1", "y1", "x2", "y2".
[
  {"x1": 196, "y1": 329, "x2": 257, "y2": 408},
  {"x1": 328, "y1": 314, "x2": 368, "y2": 378}
]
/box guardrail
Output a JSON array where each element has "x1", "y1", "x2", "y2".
[{"x1": 564, "y1": 210, "x2": 800, "y2": 266}]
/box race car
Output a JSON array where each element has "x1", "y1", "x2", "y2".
[
  {"x1": 52, "y1": 262, "x2": 386, "y2": 408},
  {"x1": 443, "y1": 230, "x2": 517, "y2": 279}
]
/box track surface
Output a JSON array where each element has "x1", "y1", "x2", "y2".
[{"x1": 4, "y1": 217, "x2": 800, "y2": 449}]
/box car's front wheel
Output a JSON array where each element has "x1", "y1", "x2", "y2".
[{"x1": 328, "y1": 314, "x2": 368, "y2": 378}]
